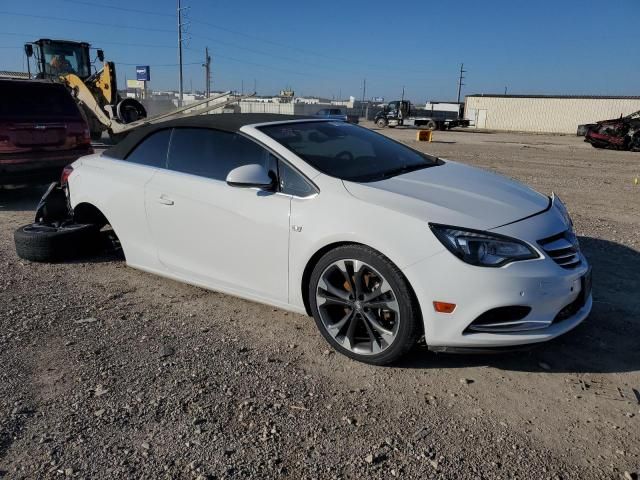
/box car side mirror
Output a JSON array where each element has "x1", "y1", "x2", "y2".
[
  {"x1": 97, "y1": 49, "x2": 105, "y2": 62},
  {"x1": 226, "y1": 164, "x2": 275, "y2": 190},
  {"x1": 24, "y1": 44, "x2": 33, "y2": 57}
]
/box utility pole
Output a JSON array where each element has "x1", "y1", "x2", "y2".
[
  {"x1": 456, "y1": 62, "x2": 466, "y2": 105},
  {"x1": 177, "y1": 0, "x2": 184, "y2": 106},
  {"x1": 361, "y1": 78, "x2": 366, "y2": 117},
  {"x1": 504, "y1": 86, "x2": 508, "y2": 95},
  {"x1": 253, "y1": 79, "x2": 256, "y2": 94},
  {"x1": 203, "y1": 47, "x2": 211, "y2": 97}
]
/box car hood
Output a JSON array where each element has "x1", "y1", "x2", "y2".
[{"x1": 342, "y1": 160, "x2": 550, "y2": 230}]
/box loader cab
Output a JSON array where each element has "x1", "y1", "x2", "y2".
[{"x1": 28, "y1": 39, "x2": 93, "y2": 80}]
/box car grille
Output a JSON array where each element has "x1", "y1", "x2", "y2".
[{"x1": 537, "y1": 231, "x2": 581, "y2": 269}]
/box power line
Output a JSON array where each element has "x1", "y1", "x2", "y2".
[
  {"x1": 211, "y1": 53, "x2": 317, "y2": 78},
  {"x1": 55, "y1": 0, "x2": 174, "y2": 17},
  {"x1": 0, "y1": 11, "x2": 175, "y2": 34},
  {"x1": 190, "y1": 20, "x2": 433, "y2": 74},
  {"x1": 0, "y1": 32, "x2": 175, "y2": 49},
  {"x1": 24, "y1": 0, "x2": 434, "y2": 75},
  {"x1": 116, "y1": 62, "x2": 200, "y2": 67}
]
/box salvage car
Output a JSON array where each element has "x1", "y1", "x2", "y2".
[
  {"x1": 584, "y1": 110, "x2": 640, "y2": 150},
  {"x1": 0, "y1": 79, "x2": 93, "y2": 186},
  {"x1": 15, "y1": 114, "x2": 592, "y2": 364}
]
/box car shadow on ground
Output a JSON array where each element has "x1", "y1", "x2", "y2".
[
  {"x1": 398, "y1": 236, "x2": 640, "y2": 375},
  {"x1": 2, "y1": 187, "x2": 639, "y2": 375},
  {"x1": 0, "y1": 185, "x2": 48, "y2": 213}
]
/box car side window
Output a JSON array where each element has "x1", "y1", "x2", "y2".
[
  {"x1": 166, "y1": 128, "x2": 275, "y2": 181},
  {"x1": 125, "y1": 129, "x2": 171, "y2": 168},
  {"x1": 278, "y1": 160, "x2": 317, "y2": 197}
]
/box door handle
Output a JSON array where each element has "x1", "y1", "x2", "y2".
[{"x1": 157, "y1": 195, "x2": 174, "y2": 206}]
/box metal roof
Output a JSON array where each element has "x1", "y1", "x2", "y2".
[{"x1": 466, "y1": 94, "x2": 640, "y2": 100}]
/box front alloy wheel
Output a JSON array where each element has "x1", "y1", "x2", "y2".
[{"x1": 309, "y1": 245, "x2": 420, "y2": 365}]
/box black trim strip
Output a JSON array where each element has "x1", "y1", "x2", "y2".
[{"x1": 491, "y1": 196, "x2": 552, "y2": 229}]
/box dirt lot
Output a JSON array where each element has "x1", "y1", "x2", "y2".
[{"x1": 1, "y1": 125, "x2": 639, "y2": 479}]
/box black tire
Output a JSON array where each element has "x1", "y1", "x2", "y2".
[
  {"x1": 90, "y1": 130, "x2": 103, "y2": 141},
  {"x1": 308, "y1": 245, "x2": 421, "y2": 365},
  {"x1": 14, "y1": 223, "x2": 101, "y2": 262},
  {"x1": 376, "y1": 118, "x2": 388, "y2": 128},
  {"x1": 116, "y1": 98, "x2": 147, "y2": 124},
  {"x1": 425, "y1": 120, "x2": 437, "y2": 131}
]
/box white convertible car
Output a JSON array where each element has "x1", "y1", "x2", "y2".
[{"x1": 61, "y1": 114, "x2": 592, "y2": 364}]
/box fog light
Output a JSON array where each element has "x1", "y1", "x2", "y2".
[{"x1": 433, "y1": 301, "x2": 456, "y2": 313}]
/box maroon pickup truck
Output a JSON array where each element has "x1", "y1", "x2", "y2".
[{"x1": 0, "y1": 79, "x2": 92, "y2": 186}]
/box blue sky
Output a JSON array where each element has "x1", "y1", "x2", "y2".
[{"x1": 1, "y1": 0, "x2": 638, "y2": 102}]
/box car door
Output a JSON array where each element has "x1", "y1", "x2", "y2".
[
  {"x1": 144, "y1": 127, "x2": 291, "y2": 303},
  {"x1": 91, "y1": 128, "x2": 171, "y2": 269}
]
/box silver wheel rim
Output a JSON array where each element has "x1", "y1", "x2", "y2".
[{"x1": 316, "y1": 259, "x2": 400, "y2": 355}]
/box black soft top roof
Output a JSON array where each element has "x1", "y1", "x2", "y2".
[{"x1": 104, "y1": 113, "x2": 314, "y2": 160}]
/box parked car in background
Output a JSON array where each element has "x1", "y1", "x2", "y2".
[
  {"x1": 314, "y1": 108, "x2": 359, "y2": 124},
  {"x1": 584, "y1": 110, "x2": 640, "y2": 150},
  {"x1": 0, "y1": 79, "x2": 92, "y2": 186},
  {"x1": 20, "y1": 114, "x2": 591, "y2": 365}
]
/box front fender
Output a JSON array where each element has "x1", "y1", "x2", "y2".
[{"x1": 287, "y1": 183, "x2": 444, "y2": 311}]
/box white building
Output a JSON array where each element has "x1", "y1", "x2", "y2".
[
  {"x1": 465, "y1": 94, "x2": 640, "y2": 134},
  {"x1": 238, "y1": 101, "x2": 333, "y2": 116}
]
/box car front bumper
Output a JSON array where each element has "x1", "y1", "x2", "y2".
[{"x1": 402, "y1": 212, "x2": 592, "y2": 348}]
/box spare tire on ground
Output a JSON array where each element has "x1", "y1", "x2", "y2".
[{"x1": 14, "y1": 223, "x2": 101, "y2": 262}]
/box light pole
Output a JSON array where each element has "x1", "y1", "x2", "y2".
[{"x1": 177, "y1": 0, "x2": 184, "y2": 106}]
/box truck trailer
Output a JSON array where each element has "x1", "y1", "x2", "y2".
[{"x1": 374, "y1": 100, "x2": 469, "y2": 130}]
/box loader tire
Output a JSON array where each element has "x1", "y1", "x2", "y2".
[{"x1": 14, "y1": 223, "x2": 101, "y2": 263}]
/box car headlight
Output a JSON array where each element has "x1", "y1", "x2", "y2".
[
  {"x1": 429, "y1": 224, "x2": 539, "y2": 267},
  {"x1": 552, "y1": 193, "x2": 573, "y2": 228}
]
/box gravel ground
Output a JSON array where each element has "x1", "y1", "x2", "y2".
[{"x1": 0, "y1": 126, "x2": 639, "y2": 479}]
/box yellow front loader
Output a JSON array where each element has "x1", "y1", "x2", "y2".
[{"x1": 25, "y1": 39, "x2": 147, "y2": 140}]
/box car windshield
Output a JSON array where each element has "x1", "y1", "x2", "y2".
[
  {"x1": 42, "y1": 43, "x2": 90, "y2": 78},
  {"x1": 259, "y1": 121, "x2": 440, "y2": 182}
]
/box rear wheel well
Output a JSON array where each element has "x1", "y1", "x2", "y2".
[
  {"x1": 300, "y1": 242, "x2": 424, "y2": 337},
  {"x1": 72, "y1": 202, "x2": 124, "y2": 259},
  {"x1": 73, "y1": 202, "x2": 108, "y2": 228}
]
